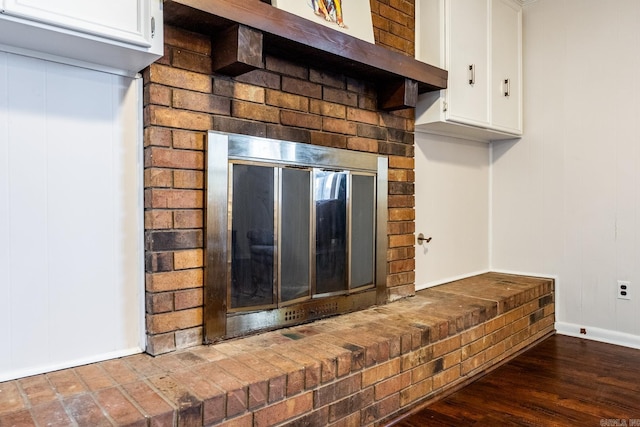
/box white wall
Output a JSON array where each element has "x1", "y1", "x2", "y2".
[
  {"x1": 0, "y1": 52, "x2": 144, "y2": 381},
  {"x1": 491, "y1": 0, "x2": 640, "y2": 348},
  {"x1": 414, "y1": 132, "x2": 490, "y2": 289}
]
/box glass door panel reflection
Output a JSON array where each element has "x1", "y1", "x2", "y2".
[
  {"x1": 350, "y1": 174, "x2": 375, "y2": 289},
  {"x1": 230, "y1": 164, "x2": 275, "y2": 309},
  {"x1": 314, "y1": 170, "x2": 347, "y2": 295},
  {"x1": 280, "y1": 168, "x2": 311, "y2": 302}
]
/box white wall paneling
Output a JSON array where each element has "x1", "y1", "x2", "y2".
[
  {"x1": 414, "y1": 132, "x2": 490, "y2": 289},
  {"x1": 0, "y1": 52, "x2": 144, "y2": 381},
  {"x1": 415, "y1": 0, "x2": 640, "y2": 348},
  {"x1": 491, "y1": 0, "x2": 640, "y2": 343}
]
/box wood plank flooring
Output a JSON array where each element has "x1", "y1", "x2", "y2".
[{"x1": 391, "y1": 334, "x2": 640, "y2": 426}]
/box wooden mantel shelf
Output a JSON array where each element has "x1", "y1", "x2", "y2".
[{"x1": 163, "y1": 0, "x2": 448, "y2": 110}]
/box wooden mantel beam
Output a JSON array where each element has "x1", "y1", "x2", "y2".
[
  {"x1": 211, "y1": 24, "x2": 264, "y2": 76},
  {"x1": 163, "y1": 0, "x2": 448, "y2": 110}
]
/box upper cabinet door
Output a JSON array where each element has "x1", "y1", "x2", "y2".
[
  {"x1": 3, "y1": 0, "x2": 151, "y2": 47},
  {"x1": 0, "y1": 0, "x2": 162, "y2": 75},
  {"x1": 446, "y1": 0, "x2": 490, "y2": 128},
  {"x1": 491, "y1": 0, "x2": 523, "y2": 134},
  {"x1": 415, "y1": 0, "x2": 522, "y2": 142}
]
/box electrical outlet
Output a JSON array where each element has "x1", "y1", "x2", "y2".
[{"x1": 617, "y1": 280, "x2": 631, "y2": 300}]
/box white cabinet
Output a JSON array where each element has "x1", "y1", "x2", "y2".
[
  {"x1": 0, "y1": 0, "x2": 163, "y2": 76},
  {"x1": 415, "y1": 0, "x2": 522, "y2": 142},
  {"x1": 446, "y1": 0, "x2": 490, "y2": 129},
  {"x1": 491, "y1": 0, "x2": 521, "y2": 134}
]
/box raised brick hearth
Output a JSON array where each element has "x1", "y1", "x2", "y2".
[{"x1": 0, "y1": 273, "x2": 555, "y2": 426}]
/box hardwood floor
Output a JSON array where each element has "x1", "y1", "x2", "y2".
[{"x1": 392, "y1": 334, "x2": 640, "y2": 426}]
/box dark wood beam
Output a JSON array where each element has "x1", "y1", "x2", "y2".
[
  {"x1": 212, "y1": 24, "x2": 264, "y2": 76},
  {"x1": 163, "y1": 0, "x2": 448, "y2": 110},
  {"x1": 378, "y1": 78, "x2": 419, "y2": 111}
]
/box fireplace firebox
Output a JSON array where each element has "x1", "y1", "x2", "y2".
[{"x1": 205, "y1": 131, "x2": 388, "y2": 342}]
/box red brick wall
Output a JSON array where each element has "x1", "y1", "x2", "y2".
[
  {"x1": 143, "y1": 1, "x2": 417, "y2": 355},
  {"x1": 371, "y1": 0, "x2": 415, "y2": 56}
]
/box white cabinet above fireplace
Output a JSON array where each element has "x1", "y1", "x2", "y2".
[
  {"x1": 414, "y1": 0, "x2": 522, "y2": 142},
  {"x1": 0, "y1": 0, "x2": 163, "y2": 76}
]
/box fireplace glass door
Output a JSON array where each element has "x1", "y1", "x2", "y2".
[
  {"x1": 281, "y1": 168, "x2": 312, "y2": 302},
  {"x1": 229, "y1": 162, "x2": 375, "y2": 311},
  {"x1": 314, "y1": 170, "x2": 347, "y2": 295},
  {"x1": 207, "y1": 131, "x2": 388, "y2": 340},
  {"x1": 350, "y1": 174, "x2": 376, "y2": 289},
  {"x1": 230, "y1": 163, "x2": 276, "y2": 309}
]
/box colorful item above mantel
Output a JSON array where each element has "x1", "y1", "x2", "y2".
[{"x1": 271, "y1": 0, "x2": 375, "y2": 43}]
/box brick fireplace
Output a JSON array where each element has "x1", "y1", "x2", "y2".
[
  {"x1": 144, "y1": 1, "x2": 423, "y2": 356},
  {"x1": 0, "y1": 3, "x2": 558, "y2": 425}
]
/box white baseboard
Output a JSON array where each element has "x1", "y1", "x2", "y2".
[
  {"x1": 489, "y1": 268, "x2": 558, "y2": 281},
  {"x1": 556, "y1": 322, "x2": 640, "y2": 350},
  {"x1": 0, "y1": 346, "x2": 143, "y2": 383},
  {"x1": 416, "y1": 269, "x2": 491, "y2": 291}
]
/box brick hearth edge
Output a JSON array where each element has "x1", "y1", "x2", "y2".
[{"x1": 0, "y1": 272, "x2": 555, "y2": 426}]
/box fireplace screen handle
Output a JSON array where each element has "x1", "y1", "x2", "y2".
[{"x1": 417, "y1": 233, "x2": 432, "y2": 245}]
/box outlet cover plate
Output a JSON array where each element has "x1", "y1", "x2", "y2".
[{"x1": 618, "y1": 280, "x2": 631, "y2": 300}]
